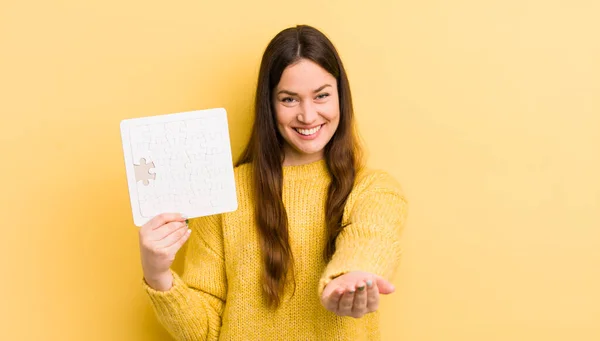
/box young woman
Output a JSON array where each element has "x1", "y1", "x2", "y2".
[{"x1": 138, "y1": 25, "x2": 408, "y2": 340}]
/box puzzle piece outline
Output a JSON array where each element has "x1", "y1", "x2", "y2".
[{"x1": 134, "y1": 157, "x2": 156, "y2": 186}]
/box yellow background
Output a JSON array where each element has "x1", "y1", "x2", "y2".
[{"x1": 1, "y1": 0, "x2": 599, "y2": 340}]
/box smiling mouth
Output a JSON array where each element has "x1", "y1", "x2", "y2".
[{"x1": 294, "y1": 124, "x2": 323, "y2": 136}]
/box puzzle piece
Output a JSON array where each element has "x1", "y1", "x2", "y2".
[{"x1": 134, "y1": 158, "x2": 156, "y2": 186}]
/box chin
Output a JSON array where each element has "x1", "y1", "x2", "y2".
[
  {"x1": 291, "y1": 141, "x2": 329, "y2": 156},
  {"x1": 298, "y1": 147, "x2": 326, "y2": 156}
]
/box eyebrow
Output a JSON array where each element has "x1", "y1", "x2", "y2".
[{"x1": 277, "y1": 84, "x2": 332, "y2": 96}]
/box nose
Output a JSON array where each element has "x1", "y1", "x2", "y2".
[{"x1": 297, "y1": 101, "x2": 318, "y2": 125}]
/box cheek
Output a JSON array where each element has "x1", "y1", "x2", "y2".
[
  {"x1": 275, "y1": 105, "x2": 296, "y2": 130},
  {"x1": 322, "y1": 102, "x2": 340, "y2": 125}
]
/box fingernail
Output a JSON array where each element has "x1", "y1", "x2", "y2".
[
  {"x1": 366, "y1": 280, "x2": 373, "y2": 287},
  {"x1": 185, "y1": 219, "x2": 189, "y2": 225},
  {"x1": 358, "y1": 285, "x2": 365, "y2": 291},
  {"x1": 348, "y1": 289, "x2": 355, "y2": 294}
]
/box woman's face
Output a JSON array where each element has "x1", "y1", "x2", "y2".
[{"x1": 273, "y1": 58, "x2": 340, "y2": 166}]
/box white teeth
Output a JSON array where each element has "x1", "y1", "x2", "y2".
[{"x1": 295, "y1": 125, "x2": 322, "y2": 136}]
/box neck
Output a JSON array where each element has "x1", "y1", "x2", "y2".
[{"x1": 282, "y1": 146, "x2": 324, "y2": 166}]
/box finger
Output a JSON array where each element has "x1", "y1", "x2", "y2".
[
  {"x1": 337, "y1": 286, "x2": 356, "y2": 315},
  {"x1": 164, "y1": 227, "x2": 192, "y2": 254},
  {"x1": 351, "y1": 281, "x2": 368, "y2": 317},
  {"x1": 148, "y1": 221, "x2": 187, "y2": 241},
  {"x1": 322, "y1": 286, "x2": 345, "y2": 312},
  {"x1": 157, "y1": 224, "x2": 191, "y2": 248},
  {"x1": 366, "y1": 279, "x2": 380, "y2": 311},
  {"x1": 375, "y1": 276, "x2": 395, "y2": 295},
  {"x1": 145, "y1": 213, "x2": 186, "y2": 231}
]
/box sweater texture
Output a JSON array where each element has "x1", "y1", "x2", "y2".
[{"x1": 144, "y1": 159, "x2": 408, "y2": 340}]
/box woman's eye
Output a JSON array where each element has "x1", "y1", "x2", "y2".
[
  {"x1": 282, "y1": 97, "x2": 295, "y2": 103},
  {"x1": 316, "y1": 93, "x2": 330, "y2": 100}
]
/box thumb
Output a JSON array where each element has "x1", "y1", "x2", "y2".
[
  {"x1": 321, "y1": 280, "x2": 339, "y2": 299},
  {"x1": 375, "y1": 276, "x2": 395, "y2": 295}
]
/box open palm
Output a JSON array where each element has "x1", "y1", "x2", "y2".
[{"x1": 320, "y1": 271, "x2": 395, "y2": 318}]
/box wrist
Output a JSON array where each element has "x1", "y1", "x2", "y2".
[{"x1": 144, "y1": 270, "x2": 173, "y2": 291}]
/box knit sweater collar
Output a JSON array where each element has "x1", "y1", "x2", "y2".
[{"x1": 282, "y1": 159, "x2": 330, "y2": 181}]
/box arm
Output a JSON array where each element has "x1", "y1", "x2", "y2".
[
  {"x1": 144, "y1": 213, "x2": 226, "y2": 341},
  {"x1": 319, "y1": 171, "x2": 408, "y2": 296}
]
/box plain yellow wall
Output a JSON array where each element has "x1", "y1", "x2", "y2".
[{"x1": 1, "y1": 0, "x2": 599, "y2": 340}]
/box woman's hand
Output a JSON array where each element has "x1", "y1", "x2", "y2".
[
  {"x1": 139, "y1": 213, "x2": 191, "y2": 291},
  {"x1": 320, "y1": 271, "x2": 395, "y2": 318}
]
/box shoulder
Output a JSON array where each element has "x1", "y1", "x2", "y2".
[
  {"x1": 233, "y1": 162, "x2": 252, "y2": 183},
  {"x1": 342, "y1": 167, "x2": 408, "y2": 220},
  {"x1": 233, "y1": 161, "x2": 252, "y2": 176},
  {"x1": 353, "y1": 167, "x2": 405, "y2": 197},
  {"x1": 230, "y1": 162, "x2": 254, "y2": 214}
]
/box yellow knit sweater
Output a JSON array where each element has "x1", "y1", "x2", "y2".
[{"x1": 144, "y1": 159, "x2": 408, "y2": 340}]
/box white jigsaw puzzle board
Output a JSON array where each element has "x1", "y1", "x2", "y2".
[{"x1": 120, "y1": 108, "x2": 238, "y2": 227}]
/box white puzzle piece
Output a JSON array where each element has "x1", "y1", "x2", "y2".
[{"x1": 120, "y1": 108, "x2": 238, "y2": 226}]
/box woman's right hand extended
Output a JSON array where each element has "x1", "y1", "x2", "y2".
[{"x1": 139, "y1": 213, "x2": 191, "y2": 291}]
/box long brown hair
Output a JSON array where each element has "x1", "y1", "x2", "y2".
[{"x1": 236, "y1": 25, "x2": 362, "y2": 307}]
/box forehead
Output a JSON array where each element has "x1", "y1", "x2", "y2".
[{"x1": 276, "y1": 59, "x2": 337, "y2": 92}]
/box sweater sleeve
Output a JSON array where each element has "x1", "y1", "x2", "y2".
[
  {"x1": 143, "y1": 213, "x2": 226, "y2": 341},
  {"x1": 319, "y1": 171, "x2": 408, "y2": 295}
]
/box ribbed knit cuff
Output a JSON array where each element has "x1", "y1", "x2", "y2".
[
  {"x1": 318, "y1": 270, "x2": 348, "y2": 297},
  {"x1": 143, "y1": 269, "x2": 207, "y2": 339},
  {"x1": 143, "y1": 269, "x2": 187, "y2": 304}
]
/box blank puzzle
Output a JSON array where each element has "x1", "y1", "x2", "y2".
[{"x1": 120, "y1": 108, "x2": 238, "y2": 226}]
